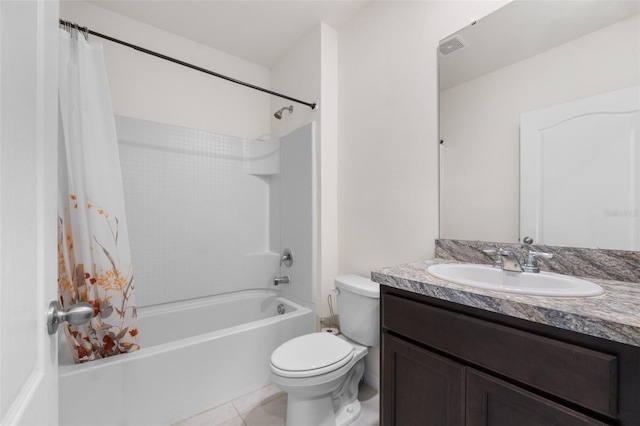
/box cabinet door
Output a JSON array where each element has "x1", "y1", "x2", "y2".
[
  {"x1": 466, "y1": 369, "x2": 608, "y2": 426},
  {"x1": 382, "y1": 333, "x2": 465, "y2": 426}
]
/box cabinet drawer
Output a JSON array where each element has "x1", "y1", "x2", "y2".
[{"x1": 383, "y1": 294, "x2": 618, "y2": 417}]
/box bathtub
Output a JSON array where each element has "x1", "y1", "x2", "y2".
[{"x1": 58, "y1": 290, "x2": 313, "y2": 425}]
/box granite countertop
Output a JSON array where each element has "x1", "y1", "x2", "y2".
[{"x1": 372, "y1": 259, "x2": 640, "y2": 347}]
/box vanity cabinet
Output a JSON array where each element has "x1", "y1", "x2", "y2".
[
  {"x1": 383, "y1": 334, "x2": 465, "y2": 425},
  {"x1": 381, "y1": 286, "x2": 640, "y2": 425},
  {"x1": 465, "y1": 369, "x2": 603, "y2": 426}
]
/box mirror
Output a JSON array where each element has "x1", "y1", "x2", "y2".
[{"x1": 438, "y1": 0, "x2": 640, "y2": 250}]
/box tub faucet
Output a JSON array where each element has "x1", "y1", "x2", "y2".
[{"x1": 274, "y1": 276, "x2": 290, "y2": 286}]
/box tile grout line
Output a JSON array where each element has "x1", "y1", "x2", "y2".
[
  {"x1": 230, "y1": 400, "x2": 244, "y2": 424},
  {"x1": 232, "y1": 389, "x2": 288, "y2": 425},
  {"x1": 229, "y1": 403, "x2": 246, "y2": 426}
]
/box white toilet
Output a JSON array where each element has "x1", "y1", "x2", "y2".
[{"x1": 270, "y1": 275, "x2": 380, "y2": 426}]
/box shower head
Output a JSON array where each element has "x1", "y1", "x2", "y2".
[{"x1": 274, "y1": 105, "x2": 294, "y2": 119}]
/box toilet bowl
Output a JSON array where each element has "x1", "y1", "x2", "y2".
[{"x1": 270, "y1": 275, "x2": 379, "y2": 426}]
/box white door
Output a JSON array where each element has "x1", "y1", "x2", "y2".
[
  {"x1": 0, "y1": 1, "x2": 60, "y2": 425},
  {"x1": 520, "y1": 86, "x2": 640, "y2": 250}
]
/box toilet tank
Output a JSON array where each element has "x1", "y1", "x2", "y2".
[{"x1": 335, "y1": 275, "x2": 380, "y2": 346}]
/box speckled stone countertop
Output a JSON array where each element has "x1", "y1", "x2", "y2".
[{"x1": 372, "y1": 259, "x2": 640, "y2": 347}]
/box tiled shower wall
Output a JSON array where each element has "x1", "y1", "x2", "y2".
[{"x1": 116, "y1": 116, "x2": 282, "y2": 307}]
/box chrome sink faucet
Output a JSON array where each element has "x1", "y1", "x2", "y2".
[
  {"x1": 522, "y1": 250, "x2": 554, "y2": 273},
  {"x1": 497, "y1": 249, "x2": 524, "y2": 272},
  {"x1": 483, "y1": 248, "x2": 553, "y2": 273},
  {"x1": 483, "y1": 248, "x2": 502, "y2": 269}
]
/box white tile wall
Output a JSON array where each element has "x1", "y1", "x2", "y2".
[
  {"x1": 116, "y1": 116, "x2": 280, "y2": 307},
  {"x1": 115, "y1": 117, "x2": 315, "y2": 309}
]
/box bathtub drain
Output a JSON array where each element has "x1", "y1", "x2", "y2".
[{"x1": 277, "y1": 304, "x2": 286, "y2": 315}]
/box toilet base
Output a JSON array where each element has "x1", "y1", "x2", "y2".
[
  {"x1": 285, "y1": 393, "x2": 335, "y2": 426},
  {"x1": 335, "y1": 399, "x2": 361, "y2": 426},
  {"x1": 284, "y1": 395, "x2": 362, "y2": 426}
]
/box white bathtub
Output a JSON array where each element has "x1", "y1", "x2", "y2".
[{"x1": 58, "y1": 290, "x2": 313, "y2": 425}]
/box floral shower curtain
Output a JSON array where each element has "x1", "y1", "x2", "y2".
[{"x1": 58, "y1": 28, "x2": 140, "y2": 363}]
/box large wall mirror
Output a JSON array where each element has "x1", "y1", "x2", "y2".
[{"x1": 438, "y1": 0, "x2": 640, "y2": 251}]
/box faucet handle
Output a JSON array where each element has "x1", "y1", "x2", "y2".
[
  {"x1": 526, "y1": 250, "x2": 553, "y2": 261},
  {"x1": 523, "y1": 250, "x2": 553, "y2": 273},
  {"x1": 280, "y1": 248, "x2": 294, "y2": 267},
  {"x1": 482, "y1": 248, "x2": 503, "y2": 268}
]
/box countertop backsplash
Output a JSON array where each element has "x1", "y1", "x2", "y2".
[{"x1": 435, "y1": 239, "x2": 640, "y2": 283}]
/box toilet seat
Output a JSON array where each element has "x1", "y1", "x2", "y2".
[{"x1": 270, "y1": 332, "x2": 354, "y2": 378}]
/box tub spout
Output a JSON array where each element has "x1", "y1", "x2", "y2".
[{"x1": 274, "y1": 276, "x2": 290, "y2": 285}]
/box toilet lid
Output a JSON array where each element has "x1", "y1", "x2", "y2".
[{"x1": 270, "y1": 332, "x2": 354, "y2": 377}]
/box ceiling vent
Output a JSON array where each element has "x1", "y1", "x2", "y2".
[{"x1": 439, "y1": 36, "x2": 467, "y2": 56}]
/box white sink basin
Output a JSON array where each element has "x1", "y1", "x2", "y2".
[{"x1": 427, "y1": 264, "x2": 604, "y2": 297}]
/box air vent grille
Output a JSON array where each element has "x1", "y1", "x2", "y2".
[{"x1": 439, "y1": 36, "x2": 467, "y2": 56}]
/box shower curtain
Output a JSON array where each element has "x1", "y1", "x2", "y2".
[{"x1": 57, "y1": 28, "x2": 140, "y2": 363}]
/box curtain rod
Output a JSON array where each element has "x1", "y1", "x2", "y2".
[{"x1": 59, "y1": 19, "x2": 318, "y2": 110}]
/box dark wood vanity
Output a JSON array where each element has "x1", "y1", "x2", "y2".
[{"x1": 380, "y1": 286, "x2": 640, "y2": 426}]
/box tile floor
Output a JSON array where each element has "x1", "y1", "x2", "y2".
[{"x1": 173, "y1": 383, "x2": 379, "y2": 426}]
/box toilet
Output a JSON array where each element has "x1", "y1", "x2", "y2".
[{"x1": 270, "y1": 275, "x2": 380, "y2": 426}]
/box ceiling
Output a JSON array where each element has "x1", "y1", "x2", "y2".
[
  {"x1": 88, "y1": 0, "x2": 371, "y2": 68},
  {"x1": 439, "y1": 0, "x2": 640, "y2": 90}
]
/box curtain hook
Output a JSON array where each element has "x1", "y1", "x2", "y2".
[{"x1": 82, "y1": 26, "x2": 89, "y2": 42}]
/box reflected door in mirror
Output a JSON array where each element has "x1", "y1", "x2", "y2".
[{"x1": 520, "y1": 86, "x2": 640, "y2": 250}]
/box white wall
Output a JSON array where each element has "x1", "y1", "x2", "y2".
[
  {"x1": 270, "y1": 23, "x2": 338, "y2": 321},
  {"x1": 440, "y1": 14, "x2": 640, "y2": 243},
  {"x1": 60, "y1": 1, "x2": 270, "y2": 139},
  {"x1": 319, "y1": 25, "x2": 339, "y2": 321},
  {"x1": 337, "y1": 1, "x2": 507, "y2": 277},
  {"x1": 268, "y1": 2, "x2": 509, "y2": 387},
  {"x1": 337, "y1": 0, "x2": 508, "y2": 390},
  {"x1": 270, "y1": 26, "x2": 321, "y2": 139}
]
